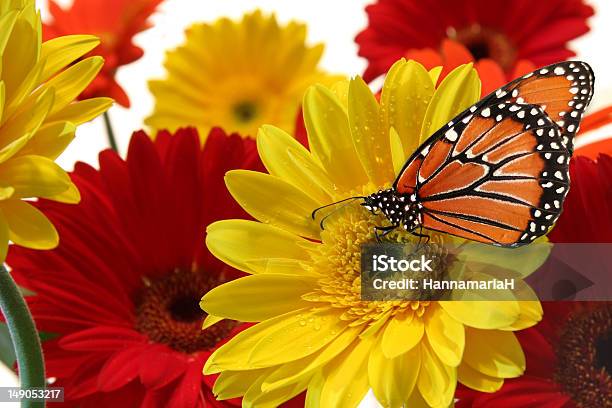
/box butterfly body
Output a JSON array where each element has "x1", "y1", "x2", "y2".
[{"x1": 362, "y1": 189, "x2": 421, "y2": 232}]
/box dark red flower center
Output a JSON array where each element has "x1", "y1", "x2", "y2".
[
  {"x1": 448, "y1": 24, "x2": 516, "y2": 70},
  {"x1": 596, "y1": 334, "x2": 612, "y2": 375},
  {"x1": 555, "y1": 304, "x2": 612, "y2": 407},
  {"x1": 233, "y1": 101, "x2": 258, "y2": 123},
  {"x1": 135, "y1": 271, "x2": 236, "y2": 354}
]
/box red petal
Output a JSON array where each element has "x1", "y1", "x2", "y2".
[
  {"x1": 98, "y1": 347, "x2": 147, "y2": 392},
  {"x1": 474, "y1": 59, "x2": 506, "y2": 96},
  {"x1": 167, "y1": 361, "x2": 205, "y2": 408},
  {"x1": 59, "y1": 327, "x2": 146, "y2": 352},
  {"x1": 138, "y1": 345, "x2": 188, "y2": 389}
]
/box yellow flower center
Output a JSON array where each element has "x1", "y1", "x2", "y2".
[{"x1": 304, "y1": 204, "x2": 453, "y2": 327}]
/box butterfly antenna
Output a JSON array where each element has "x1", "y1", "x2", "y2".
[
  {"x1": 311, "y1": 196, "x2": 365, "y2": 220},
  {"x1": 312, "y1": 196, "x2": 365, "y2": 230}
]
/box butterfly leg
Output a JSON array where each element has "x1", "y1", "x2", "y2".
[
  {"x1": 411, "y1": 226, "x2": 430, "y2": 252},
  {"x1": 374, "y1": 225, "x2": 397, "y2": 243}
]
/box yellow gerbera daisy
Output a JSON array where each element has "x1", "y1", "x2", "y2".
[
  {"x1": 200, "y1": 60, "x2": 546, "y2": 407},
  {"x1": 0, "y1": 0, "x2": 112, "y2": 261},
  {"x1": 146, "y1": 10, "x2": 341, "y2": 139}
]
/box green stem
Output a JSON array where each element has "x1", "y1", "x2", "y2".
[
  {"x1": 103, "y1": 111, "x2": 118, "y2": 152},
  {"x1": 0, "y1": 265, "x2": 45, "y2": 408}
]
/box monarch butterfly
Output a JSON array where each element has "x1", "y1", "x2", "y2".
[{"x1": 313, "y1": 61, "x2": 594, "y2": 247}]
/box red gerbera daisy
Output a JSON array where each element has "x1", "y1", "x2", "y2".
[
  {"x1": 43, "y1": 0, "x2": 162, "y2": 107},
  {"x1": 356, "y1": 0, "x2": 594, "y2": 83},
  {"x1": 457, "y1": 302, "x2": 612, "y2": 408},
  {"x1": 6, "y1": 128, "x2": 268, "y2": 407}
]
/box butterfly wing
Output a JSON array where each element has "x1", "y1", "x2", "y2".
[
  {"x1": 393, "y1": 61, "x2": 594, "y2": 246},
  {"x1": 395, "y1": 101, "x2": 569, "y2": 247},
  {"x1": 494, "y1": 61, "x2": 594, "y2": 153}
]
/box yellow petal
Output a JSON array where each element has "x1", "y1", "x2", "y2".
[
  {"x1": 0, "y1": 133, "x2": 33, "y2": 165},
  {"x1": 47, "y1": 97, "x2": 113, "y2": 126},
  {"x1": 38, "y1": 56, "x2": 104, "y2": 116},
  {"x1": 4, "y1": 59, "x2": 43, "y2": 117},
  {"x1": 303, "y1": 85, "x2": 368, "y2": 192},
  {"x1": 382, "y1": 313, "x2": 424, "y2": 359},
  {"x1": 420, "y1": 63, "x2": 481, "y2": 143},
  {"x1": 417, "y1": 341, "x2": 456, "y2": 407},
  {"x1": 247, "y1": 308, "x2": 348, "y2": 367},
  {"x1": 305, "y1": 371, "x2": 325, "y2": 408},
  {"x1": 501, "y1": 301, "x2": 542, "y2": 331},
  {"x1": 225, "y1": 170, "x2": 321, "y2": 239},
  {"x1": 463, "y1": 328, "x2": 525, "y2": 378},
  {"x1": 0, "y1": 81, "x2": 5, "y2": 124},
  {"x1": 0, "y1": 155, "x2": 72, "y2": 199},
  {"x1": 40, "y1": 35, "x2": 100, "y2": 82},
  {"x1": 319, "y1": 336, "x2": 373, "y2": 408},
  {"x1": 245, "y1": 258, "x2": 319, "y2": 277},
  {"x1": 261, "y1": 326, "x2": 361, "y2": 392},
  {"x1": 439, "y1": 300, "x2": 520, "y2": 330},
  {"x1": 0, "y1": 88, "x2": 54, "y2": 157},
  {"x1": 200, "y1": 274, "x2": 316, "y2": 322},
  {"x1": 429, "y1": 66, "x2": 443, "y2": 85},
  {"x1": 389, "y1": 127, "x2": 405, "y2": 176},
  {"x1": 19, "y1": 121, "x2": 76, "y2": 159},
  {"x1": 2, "y1": 9, "x2": 39, "y2": 101},
  {"x1": 213, "y1": 368, "x2": 270, "y2": 400},
  {"x1": 369, "y1": 336, "x2": 420, "y2": 407},
  {"x1": 257, "y1": 125, "x2": 333, "y2": 203},
  {"x1": 457, "y1": 362, "x2": 504, "y2": 393},
  {"x1": 205, "y1": 220, "x2": 315, "y2": 274},
  {"x1": 244, "y1": 371, "x2": 309, "y2": 408},
  {"x1": 0, "y1": 212, "x2": 9, "y2": 262},
  {"x1": 330, "y1": 79, "x2": 349, "y2": 108},
  {"x1": 0, "y1": 199, "x2": 58, "y2": 249},
  {"x1": 201, "y1": 314, "x2": 224, "y2": 330},
  {"x1": 405, "y1": 387, "x2": 432, "y2": 408},
  {"x1": 0, "y1": 11, "x2": 18, "y2": 57},
  {"x1": 46, "y1": 180, "x2": 80, "y2": 204},
  {"x1": 425, "y1": 304, "x2": 465, "y2": 367},
  {"x1": 359, "y1": 309, "x2": 392, "y2": 339},
  {"x1": 348, "y1": 76, "x2": 393, "y2": 185},
  {"x1": 0, "y1": 187, "x2": 14, "y2": 200},
  {"x1": 204, "y1": 308, "x2": 312, "y2": 373},
  {"x1": 382, "y1": 59, "x2": 434, "y2": 157}
]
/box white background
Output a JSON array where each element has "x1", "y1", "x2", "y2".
[{"x1": 2, "y1": 0, "x2": 612, "y2": 404}]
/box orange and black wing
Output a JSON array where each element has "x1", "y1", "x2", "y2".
[
  {"x1": 498, "y1": 61, "x2": 594, "y2": 153},
  {"x1": 393, "y1": 61, "x2": 594, "y2": 247},
  {"x1": 395, "y1": 101, "x2": 569, "y2": 247}
]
